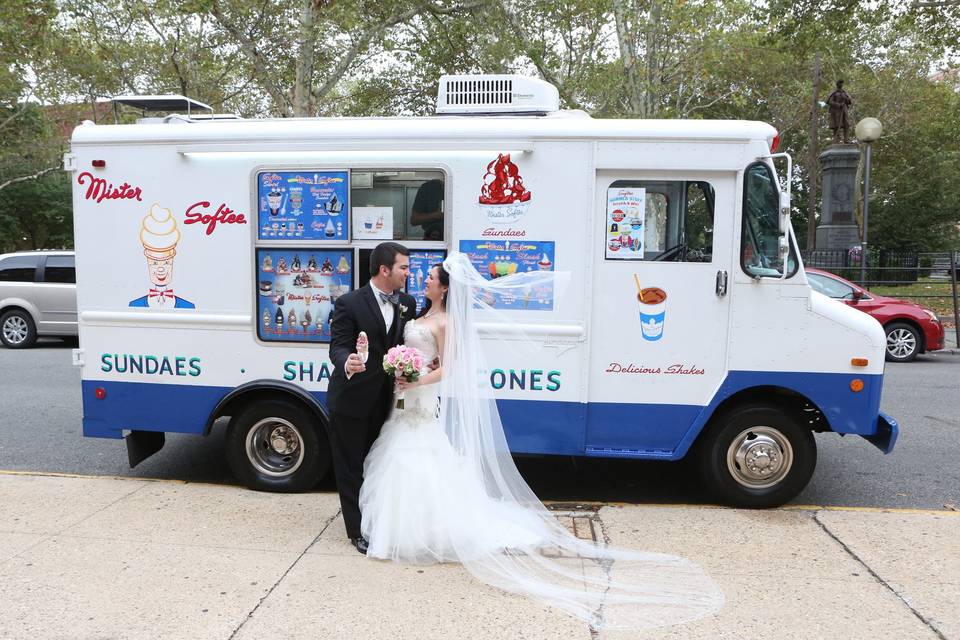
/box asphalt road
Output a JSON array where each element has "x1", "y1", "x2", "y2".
[{"x1": 1, "y1": 338, "x2": 958, "y2": 509}]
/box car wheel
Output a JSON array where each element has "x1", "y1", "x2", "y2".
[
  {"x1": 225, "y1": 398, "x2": 330, "y2": 492},
  {"x1": 0, "y1": 309, "x2": 37, "y2": 349},
  {"x1": 884, "y1": 322, "x2": 921, "y2": 362},
  {"x1": 699, "y1": 404, "x2": 816, "y2": 508}
]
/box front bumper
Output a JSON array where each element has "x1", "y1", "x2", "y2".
[
  {"x1": 862, "y1": 412, "x2": 899, "y2": 454},
  {"x1": 924, "y1": 320, "x2": 945, "y2": 351}
]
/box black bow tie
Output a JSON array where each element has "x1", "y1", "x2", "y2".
[{"x1": 378, "y1": 291, "x2": 400, "y2": 306}]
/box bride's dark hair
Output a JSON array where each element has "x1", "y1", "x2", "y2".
[{"x1": 416, "y1": 263, "x2": 449, "y2": 318}]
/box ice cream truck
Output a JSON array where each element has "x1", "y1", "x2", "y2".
[{"x1": 67, "y1": 76, "x2": 897, "y2": 507}]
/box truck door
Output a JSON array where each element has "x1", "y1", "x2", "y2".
[{"x1": 586, "y1": 171, "x2": 736, "y2": 456}]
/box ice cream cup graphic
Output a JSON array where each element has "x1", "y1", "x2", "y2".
[
  {"x1": 267, "y1": 191, "x2": 283, "y2": 215},
  {"x1": 634, "y1": 275, "x2": 666, "y2": 341}
]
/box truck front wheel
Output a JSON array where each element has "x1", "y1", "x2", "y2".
[
  {"x1": 699, "y1": 404, "x2": 816, "y2": 508},
  {"x1": 226, "y1": 398, "x2": 330, "y2": 492}
]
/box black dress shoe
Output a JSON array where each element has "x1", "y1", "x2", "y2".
[{"x1": 351, "y1": 537, "x2": 369, "y2": 555}]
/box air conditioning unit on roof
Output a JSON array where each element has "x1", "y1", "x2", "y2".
[{"x1": 436, "y1": 74, "x2": 560, "y2": 115}]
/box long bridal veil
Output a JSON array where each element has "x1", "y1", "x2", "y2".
[{"x1": 438, "y1": 252, "x2": 723, "y2": 631}]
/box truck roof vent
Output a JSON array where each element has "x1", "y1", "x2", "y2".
[{"x1": 436, "y1": 74, "x2": 560, "y2": 116}]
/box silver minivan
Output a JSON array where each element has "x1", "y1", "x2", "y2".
[{"x1": 0, "y1": 251, "x2": 77, "y2": 348}]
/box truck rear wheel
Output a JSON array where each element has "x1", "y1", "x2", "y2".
[
  {"x1": 226, "y1": 398, "x2": 330, "y2": 492},
  {"x1": 699, "y1": 404, "x2": 816, "y2": 508}
]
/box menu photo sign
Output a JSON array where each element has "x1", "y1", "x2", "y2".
[
  {"x1": 257, "y1": 171, "x2": 349, "y2": 241},
  {"x1": 606, "y1": 187, "x2": 645, "y2": 260}
]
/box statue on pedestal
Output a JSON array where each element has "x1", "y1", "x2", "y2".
[{"x1": 827, "y1": 79, "x2": 853, "y2": 144}]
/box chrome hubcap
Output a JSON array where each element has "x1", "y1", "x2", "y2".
[
  {"x1": 245, "y1": 418, "x2": 304, "y2": 477},
  {"x1": 886, "y1": 329, "x2": 917, "y2": 359},
  {"x1": 726, "y1": 426, "x2": 794, "y2": 489},
  {"x1": 2, "y1": 316, "x2": 28, "y2": 344}
]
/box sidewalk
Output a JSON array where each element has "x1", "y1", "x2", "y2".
[{"x1": 0, "y1": 471, "x2": 957, "y2": 640}]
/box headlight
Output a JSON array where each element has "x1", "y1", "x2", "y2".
[{"x1": 922, "y1": 309, "x2": 939, "y2": 322}]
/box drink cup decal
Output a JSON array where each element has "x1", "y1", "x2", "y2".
[{"x1": 633, "y1": 274, "x2": 667, "y2": 341}]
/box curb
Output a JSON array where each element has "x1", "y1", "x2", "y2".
[{"x1": 2, "y1": 469, "x2": 958, "y2": 515}]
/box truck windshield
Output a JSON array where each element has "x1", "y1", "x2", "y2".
[{"x1": 741, "y1": 163, "x2": 797, "y2": 278}]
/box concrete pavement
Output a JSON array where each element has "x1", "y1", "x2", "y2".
[{"x1": 0, "y1": 471, "x2": 957, "y2": 640}]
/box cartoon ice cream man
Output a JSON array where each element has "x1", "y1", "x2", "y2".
[{"x1": 129, "y1": 204, "x2": 195, "y2": 309}]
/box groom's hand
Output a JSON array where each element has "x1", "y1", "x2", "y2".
[
  {"x1": 427, "y1": 357, "x2": 440, "y2": 371},
  {"x1": 345, "y1": 353, "x2": 366, "y2": 375}
]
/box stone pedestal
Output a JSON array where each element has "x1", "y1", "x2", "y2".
[{"x1": 815, "y1": 145, "x2": 862, "y2": 250}]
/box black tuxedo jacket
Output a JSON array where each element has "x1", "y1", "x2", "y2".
[{"x1": 326, "y1": 284, "x2": 417, "y2": 418}]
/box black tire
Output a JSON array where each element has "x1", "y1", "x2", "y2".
[
  {"x1": 0, "y1": 309, "x2": 37, "y2": 349},
  {"x1": 225, "y1": 398, "x2": 330, "y2": 492},
  {"x1": 699, "y1": 404, "x2": 816, "y2": 508},
  {"x1": 884, "y1": 321, "x2": 921, "y2": 363}
]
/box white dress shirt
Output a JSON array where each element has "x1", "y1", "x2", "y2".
[{"x1": 368, "y1": 282, "x2": 395, "y2": 333}]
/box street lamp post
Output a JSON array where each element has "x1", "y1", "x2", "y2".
[{"x1": 855, "y1": 117, "x2": 883, "y2": 287}]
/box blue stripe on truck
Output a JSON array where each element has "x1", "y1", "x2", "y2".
[{"x1": 81, "y1": 368, "x2": 891, "y2": 458}]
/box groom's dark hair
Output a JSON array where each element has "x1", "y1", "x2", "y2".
[{"x1": 369, "y1": 242, "x2": 410, "y2": 278}]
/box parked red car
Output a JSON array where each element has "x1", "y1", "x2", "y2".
[{"x1": 806, "y1": 268, "x2": 945, "y2": 362}]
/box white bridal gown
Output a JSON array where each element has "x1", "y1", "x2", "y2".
[{"x1": 359, "y1": 319, "x2": 548, "y2": 564}]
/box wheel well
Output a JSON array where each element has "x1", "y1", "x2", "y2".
[
  {"x1": 883, "y1": 318, "x2": 925, "y2": 352},
  {"x1": 704, "y1": 386, "x2": 830, "y2": 436},
  {"x1": 0, "y1": 305, "x2": 33, "y2": 321},
  {"x1": 205, "y1": 384, "x2": 329, "y2": 436}
]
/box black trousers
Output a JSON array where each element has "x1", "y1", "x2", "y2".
[{"x1": 328, "y1": 399, "x2": 391, "y2": 539}]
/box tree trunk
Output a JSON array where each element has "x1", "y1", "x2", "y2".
[
  {"x1": 293, "y1": 0, "x2": 318, "y2": 117},
  {"x1": 806, "y1": 53, "x2": 821, "y2": 250},
  {"x1": 643, "y1": 0, "x2": 661, "y2": 118},
  {"x1": 612, "y1": 0, "x2": 645, "y2": 116}
]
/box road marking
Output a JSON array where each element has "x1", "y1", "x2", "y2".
[{"x1": 1, "y1": 469, "x2": 958, "y2": 515}]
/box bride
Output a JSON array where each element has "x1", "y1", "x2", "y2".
[{"x1": 359, "y1": 253, "x2": 723, "y2": 631}]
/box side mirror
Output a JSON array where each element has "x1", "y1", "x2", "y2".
[{"x1": 851, "y1": 290, "x2": 864, "y2": 303}]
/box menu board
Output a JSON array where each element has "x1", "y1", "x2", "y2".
[
  {"x1": 406, "y1": 249, "x2": 447, "y2": 314},
  {"x1": 458, "y1": 240, "x2": 555, "y2": 311},
  {"x1": 605, "y1": 187, "x2": 645, "y2": 259},
  {"x1": 257, "y1": 171, "x2": 349, "y2": 241},
  {"x1": 256, "y1": 248, "x2": 353, "y2": 343}
]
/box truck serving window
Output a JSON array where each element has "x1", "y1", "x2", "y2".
[
  {"x1": 741, "y1": 163, "x2": 798, "y2": 279},
  {"x1": 606, "y1": 180, "x2": 714, "y2": 262},
  {"x1": 351, "y1": 170, "x2": 445, "y2": 241}
]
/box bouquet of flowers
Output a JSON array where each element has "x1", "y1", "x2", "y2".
[{"x1": 383, "y1": 345, "x2": 424, "y2": 409}]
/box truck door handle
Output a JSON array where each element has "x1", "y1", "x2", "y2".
[{"x1": 715, "y1": 270, "x2": 728, "y2": 297}]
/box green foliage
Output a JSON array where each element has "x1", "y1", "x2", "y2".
[
  {"x1": 2, "y1": 0, "x2": 958, "y2": 252},
  {"x1": 0, "y1": 171, "x2": 72, "y2": 252}
]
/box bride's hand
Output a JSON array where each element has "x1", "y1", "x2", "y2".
[{"x1": 395, "y1": 378, "x2": 417, "y2": 392}]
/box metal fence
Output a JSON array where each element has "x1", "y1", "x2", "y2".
[{"x1": 801, "y1": 249, "x2": 960, "y2": 347}]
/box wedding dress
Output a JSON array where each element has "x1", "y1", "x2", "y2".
[
  {"x1": 360, "y1": 319, "x2": 548, "y2": 563},
  {"x1": 358, "y1": 253, "x2": 724, "y2": 632}
]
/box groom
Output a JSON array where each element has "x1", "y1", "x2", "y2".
[{"x1": 326, "y1": 242, "x2": 417, "y2": 554}]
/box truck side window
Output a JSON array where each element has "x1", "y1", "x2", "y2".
[
  {"x1": 351, "y1": 170, "x2": 445, "y2": 241},
  {"x1": 741, "y1": 163, "x2": 798, "y2": 278},
  {"x1": 607, "y1": 180, "x2": 714, "y2": 262}
]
